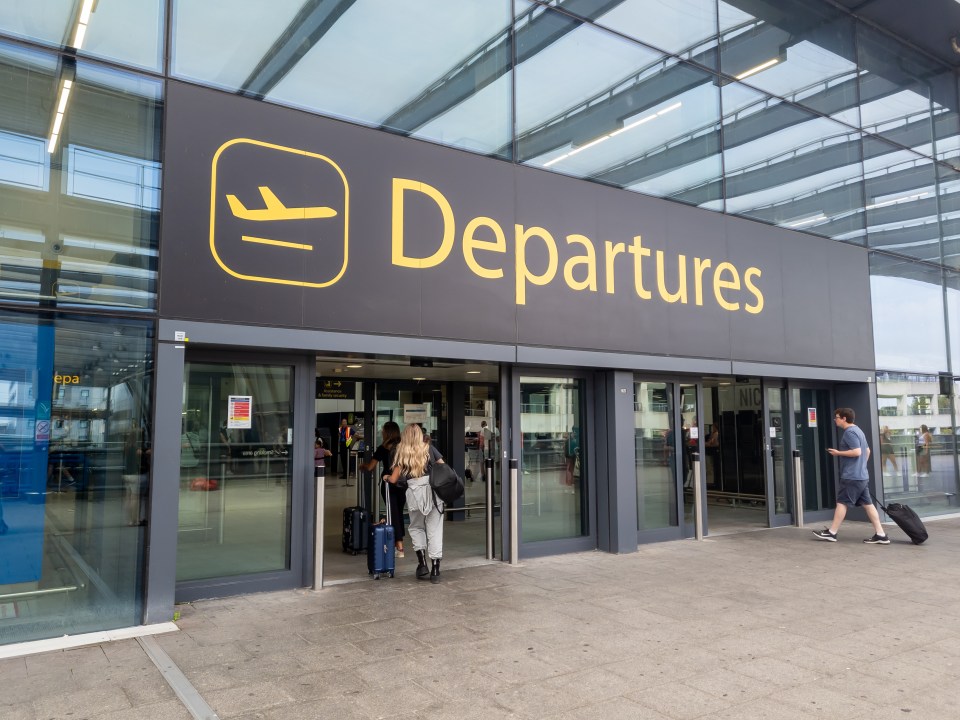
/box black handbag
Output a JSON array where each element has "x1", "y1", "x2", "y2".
[{"x1": 429, "y1": 462, "x2": 464, "y2": 504}]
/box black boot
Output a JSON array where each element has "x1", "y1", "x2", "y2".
[
  {"x1": 415, "y1": 550, "x2": 429, "y2": 580},
  {"x1": 430, "y1": 558, "x2": 440, "y2": 584}
]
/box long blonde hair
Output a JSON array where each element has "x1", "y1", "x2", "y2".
[{"x1": 393, "y1": 424, "x2": 429, "y2": 478}]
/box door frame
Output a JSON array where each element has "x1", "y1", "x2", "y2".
[
  {"x1": 172, "y1": 349, "x2": 314, "y2": 603},
  {"x1": 786, "y1": 380, "x2": 836, "y2": 526},
  {"x1": 763, "y1": 379, "x2": 793, "y2": 528},
  {"x1": 511, "y1": 367, "x2": 598, "y2": 558}
]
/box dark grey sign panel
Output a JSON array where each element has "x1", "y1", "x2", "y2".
[{"x1": 160, "y1": 81, "x2": 875, "y2": 370}]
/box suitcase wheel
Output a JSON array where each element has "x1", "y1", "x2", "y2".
[
  {"x1": 373, "y1": 573, "x2": 380, "y2": 580},
  {"x1": 389, "y1": 571, "x2": 395, "y2": 578}
]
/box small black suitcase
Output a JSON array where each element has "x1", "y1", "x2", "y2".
[
  {"x1": 879, "y1": 502, "x2": 928, "y2": 545},
  {"x1": 342, "y1": 506, "x2": 369, "y2": 554}
]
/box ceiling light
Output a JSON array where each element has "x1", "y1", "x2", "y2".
[
  {"x1": 346, "y1": 364, "x2": 363, "y2": 369},
  {"x1": 544, "y1": 102, "x2": 681, "y2": 168},
  {"x1": 466, "y1": 370, "x2": 481, "y2": 374},
  {"x1": 786, "y1": 214, "x2": 826, "y2": 228},
  {"x1": 72, "y1": 0, "x2": 95, "y2": 50},
  {"x1": 412, "y1": 377, "x2": 426, "y2": 381},
  {"x1": 735, "y1": 58, "x2": 780, "y2": 80},
  {"x1": 865, "y1": 192, "x2": 929, "y2": 210},
  {"x1": 48, "y1": 79, "x2": 73, "y2": 154}
]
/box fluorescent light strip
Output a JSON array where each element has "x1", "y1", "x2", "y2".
[
  {"x1": 79, "y1": 0, "x2": 94, "y2": 24},
  {"x1": 57, "y1": 82, "x2": 72, "y2": 113},
  {"x1": 735, "y1": 58, "x2": 779, "y2": 80},
  {"x1": 73, "y1": 0, "x2": 95, "y2": 49},
  {"x1": 786, "y1": 214, "x2": 826, "y2": 228},
  {"x1": 544, "y1": 102, "x2": 682, "y2": 168},
  {"x1": 48, "y1": 79, "x2": 78, "y2": 153},
  {"x1": 73, "y1": 22, "x2": 87, "y2": 49},
  {"x1": 865, "y1": 192, "x2": 929, "y2": 210}
]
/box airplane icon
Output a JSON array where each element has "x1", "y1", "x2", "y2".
[{"x1": 226, "y1": 186, "x2": 338, "y2": 221}]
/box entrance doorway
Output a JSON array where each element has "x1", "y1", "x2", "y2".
[
  {"x1": 315, "y1": 355, "x2": 501, "y2": 583},
  {"x1": 792, "y1": 387, "x2": 837, "y2": 519},
  {"x1": 175, "y1": 356, "x2": 300, "y2": 601},
  {"x1": 698, "y1": 377, "x2": 768, "y2": 534}
]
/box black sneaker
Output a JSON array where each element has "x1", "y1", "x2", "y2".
[
  {"x1": 863, "y1": 533, "x2": 890, "y2": 544},
  {"x1": 813, "y1": 528, "x2": 837, "y2": 542}
]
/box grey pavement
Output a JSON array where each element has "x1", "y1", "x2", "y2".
[{"x1": 4, "y1": 518, "x2": 960, "y2": 720}]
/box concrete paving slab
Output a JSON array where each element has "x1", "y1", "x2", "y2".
[{"x1": 6, "y1": 519, "x2": 960, "y2": 720}]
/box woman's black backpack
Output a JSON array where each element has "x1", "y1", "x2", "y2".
[{"x1": 429, "y1": 462, "x2": 464, "y2": 504}]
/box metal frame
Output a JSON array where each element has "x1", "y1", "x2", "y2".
[
  {"x1": 785, "y1": 379, "x2": 838, "y2": 527},
  {"x1": 510, "y1": 366, "x2": 598, "y2": 558},
  {"x1": 169, "y1": 348, "x2": 313, "y2": 604},
  {"x1": 762, "y1": 378, "x2": 794, "y2": 529}
]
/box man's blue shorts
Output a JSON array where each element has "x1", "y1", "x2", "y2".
[{"x1": 837, "y1": 478, "x2": 872, "y2": 507}]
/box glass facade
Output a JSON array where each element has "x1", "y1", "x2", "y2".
[
  {"x1": 875, "y1": 372, "x2": 959, "y2": 514},
  {"x1": 0, "y1": 11, "x2": 162, "y2": 643},
  {"x1": 177, "y1": 361, "x2": 294, "y2": 583},
  {"x1": 519, "y1": 377, "x2": 587, "y2": 543},
  {"x1": 634, "y1": 380, "x2": 677, "y2": 531},
  {"x1": 0, "y1": 41, "x2": 162, "y2": 311},
  {"x1": 0, "y1": 310, "x2": 153, "y2": 643},
  {"x1": 2, "y1": 0, "x2": 960, "y2": 642},
  {"x1": 0, "y1": 1, "x2": 164, "y2": 72}
]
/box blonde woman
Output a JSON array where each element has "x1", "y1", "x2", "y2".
[{"x1": 385, "y1": 424, "x2": 445, "y2": 583}]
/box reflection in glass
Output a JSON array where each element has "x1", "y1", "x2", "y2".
[
  {"x1": 863, "y1": 140, "x2": 940, "y2": 262},
  {"x1": 947, "y1": 271, "x2": 960, "y2": 374},
  {"x1": 931, "y1": 70, "x2": 960, "y2": 167},
  {"x1": 767, "y1": 387, "x2": 787, "y2": 514},
  {"x1": 516, "y1": 3, "x2": 722, "y2": 207},
  {"x1": 938, "y1": 165, "x2": 960, "y2": 269},
  {"x1": 870, "y1": 254, "x2": 947, "y2": 373},
  {"x1": 0, "y1": 0, "x2": 164, "y2": 71},
  {"x1": 875, "y1": 372, "x2": 959, "y2": 516},
  {"x1": 172, "y1": 0, "x2": 512, "y2": 157},
  {"x1": 0, "y1": 311, "x2": 153, "y2": 644},
  {"x1": 722, "y1": 82, "x2": 865, "y2": 239},
  {"x1": 520, "y1": 377, "x2": 586, "y2": 543},
  {"x1": 679, "y1": 384, "x2": 698, "y2": 530},
  {"x1": 719, "y1": 3, "x2": 858, "y2": 125},
  {"x1": 463, "y1": 385, "x2": 500, "y2": 557},
  {"x1": 0, "y1": 41, "x2": 161, "y2": 310},
  {"x1": 567, "y1": 0, "x2": 719, "y2": 68},
  {"x1": 634, "y1": 380, "x2": 676, "y2": 530},
  {"x1": 177, "y1": 362, "x2": 294, "y2": 582},
  {"x1": 793, "y1": 388, "x2": 835, "y2": 513},
  {"x1": 857, "y1": 24, "x2": 935, "y2": 155}
]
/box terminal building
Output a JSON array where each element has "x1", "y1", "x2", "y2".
[{"x1": 1, "y1": 0, "x2": 959, "y2": 646}]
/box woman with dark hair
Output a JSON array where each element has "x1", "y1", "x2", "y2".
[
  {"x1": 385, "y1": 423, "x2": 446, "y2": 583},
  {"x1": 360, "y1": 421, "x2": 404, "y2": 556}
]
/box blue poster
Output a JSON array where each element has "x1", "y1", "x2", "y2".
[{"x1": 0, "y1": 319, "x2": 52, "y2": 585}]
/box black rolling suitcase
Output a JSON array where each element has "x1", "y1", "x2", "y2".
[
  {"x1": 878, "y1": 502, "x2": 928, "y2": 545},
  {"x1": 342, "y1": 506, "x2": 369, "y2": 554}
]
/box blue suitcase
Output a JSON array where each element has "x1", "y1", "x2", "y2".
[{"x1": 367, "y1": 482, "x2": 396, "y2": 579}]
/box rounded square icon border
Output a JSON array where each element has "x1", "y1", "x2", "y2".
[{"x1": 209, "y1": 138, "x2": 350, "y2": 287}]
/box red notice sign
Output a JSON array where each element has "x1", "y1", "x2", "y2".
[{"x1": 228, "y1": 395, "x2": 252, "y2": 429}]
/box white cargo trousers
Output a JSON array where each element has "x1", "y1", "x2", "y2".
[{"x1": 406, "y1": 476, "x2": 444, "y2": 560}]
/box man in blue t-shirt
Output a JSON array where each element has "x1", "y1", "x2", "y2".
[{"x1": 813, "y1": 408, "x2": 889, "y2": 544}]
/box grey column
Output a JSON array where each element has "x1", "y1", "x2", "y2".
[
  {"x1": 603, "y1": 370, "x2": 638, "y2": 554},
  {"x1": 143, "y1": 341, "x2": 186, "y2": 625}
]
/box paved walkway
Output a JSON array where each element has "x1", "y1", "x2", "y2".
[{"x1": 3, "y1": 518, "x2": 960, "y2": 720}]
